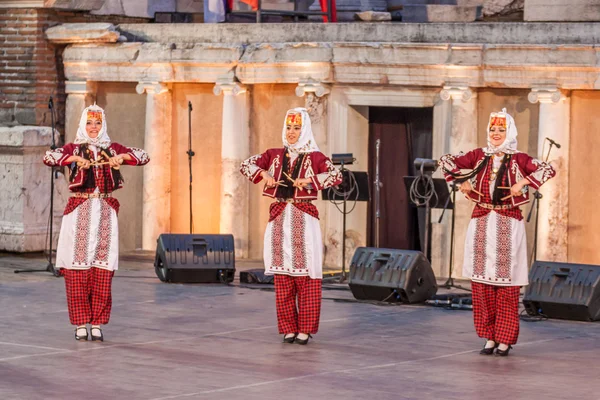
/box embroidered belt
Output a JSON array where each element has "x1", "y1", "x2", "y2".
[
  {"x1": 276, "y1": 198, "x2": 312, "y2": 204},
  {"x1": 477, "y1": 203, "x2": 516, "y2": 211},
  {"x1": 71, "y1": 192, "x2": 112, "y2": 199}
]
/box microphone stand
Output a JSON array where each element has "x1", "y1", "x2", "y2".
[
  {"x1": 373, "y1": 139, "x2": 382, "y2": 248},
  {"x1": 186, "y1": 101, "x2": 195, "y2": 234},
  {"x1": 15, "y1": 97, "x2": 60, "y2": 276},
  {"x1": 527, "y1": 139, "x2": 556, "y2": 266},
  {"x1": 438, "y1": 182, "x2": 468, "y2": 291}
]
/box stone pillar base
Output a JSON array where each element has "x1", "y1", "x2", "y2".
[{"x1": 0, "y1": 126, "x2": 69, "y2": 252}]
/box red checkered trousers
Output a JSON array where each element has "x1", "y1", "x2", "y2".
[
  {"x1": 61, "y1": 267, "x2": 114, "y2": 326},
  {"x1": 471, "y1": 281, "x2": 520, "y2": 345},
  {"x1": 274, "y1": 274, "x2": 322, "y2": 334}
]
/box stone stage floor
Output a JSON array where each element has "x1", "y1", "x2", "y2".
[{"x1": 1, "y1": 253, "x2": 599, "y2": 400}]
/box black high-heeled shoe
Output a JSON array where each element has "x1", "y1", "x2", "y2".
[
  {"x1": 295, "y1": 334, "x2": 312, "y2": 345},
  {"x1": 90, "y1": 327, "x2": 103, "y2": 342},
  {"x1": 282, "y1": 334, "x2": 296, "y2": 344},
  {"x1": 75, "y1": 326, "x2": 88, "y2": 341},
  {"x1": 480, "y1": 341, "x2": 498, "y2": 355},
  {"x1": 495, "y1": 345, "x2": 513, "y2": 356}
]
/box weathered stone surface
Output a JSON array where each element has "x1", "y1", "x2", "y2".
[
  {"x1": 45, "y1": 23, "x2": 120, "y2": 44},
  {"x1": 401, "y1": 4, "x2": 482, "y2": 22},
  {"x1": 61, "y1": 37, "x2": 600, "y2": 89},
  {"x1": 63, "y1": 42, "x2": 241, "y2": 82},
  {"x1": 355, "y1": 11, "x2": 392, "y2": 21},
  {"x1": 524, "y1": 0, "x2": 600, "y2": 22},
  {"x1": 92, "y1": 0, "x2": 176, "y2": 18},
  {"x1": 0, "y1": 127, "x2": 69, "y2": 252},
  {"x1": 118, "y1": 22, "x2": 600, "y2": 45},
  {"x1": 176, "y1": 0, "x2": 203, "y2": 12},
  {"x1": 45, "y1": 0, "x2": 106, "y2": 10},
  {"x1": 483, "y1": 0, "x2": 523, "y2": 17}
]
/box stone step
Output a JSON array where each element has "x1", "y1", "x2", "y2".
[{"x1": 400, "y1": 4, "x2": 482, "y2": 22}]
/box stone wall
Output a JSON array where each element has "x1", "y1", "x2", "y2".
[
  {"x1": 95, "y1": 82, "x2": 146, "y2": 252},
  {"x1": 477, "y1": 88, "x2": 540, "y2": 261},
  {"x1": 170, "y1": 83, "x2": 224, "y2": 237},
  {"x1": 0, "y1": 8, "x2": 147, "y2": 130},
  {"x1": 0, "y1": 126, "x2": 69, "y2": 252},
  {"x1": 247, "y1": 84, "x2": 304, "y2": 260},
  {"x1": 568, "y1": 91, "x2": 600, "y2": 264}
]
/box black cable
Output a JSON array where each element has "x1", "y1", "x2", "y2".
[
  {"x1": 218, "y1": 270, "x2": 232, "y2": 286},
  {"x1": 326, "y1": 169, "x2": 360, "y2": 214},
  {"x1": 409, "y1": 167, "x2": 438, "y2": 208},
  {"x1": 519, "y1": 308, "x2": 548, "y2": 322}
]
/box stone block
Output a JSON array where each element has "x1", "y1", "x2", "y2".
[
  {"x1": 401, "y1": 4, "x2": 482, "y2": 21},
  {"x1": 45, "y1": 23, "x2": 120, "y2": 44},
  {"x1": 483, "y1": 0, "x2": 524, "y2": 17},
  {"x1": 176, "y1": 0, "x2": 204, "y2": 12},
  {"x1": 0, "y1": 126, "x2": 69, "y2": 252},
  {"x1": 524, "y1": 0, "x2": 600, "y2": 21},
  {"x1": 355, "y1": 10, "x2": 392, "y2": 20},
  {"x1": 45, "y1": 0, "x2": 106, "y2": 10}
]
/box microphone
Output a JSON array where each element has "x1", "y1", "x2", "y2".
[
  {"x1": 546, "y1": 137, "x2": 561, "y2": 149},
  {"x1": 48, "y1": 96, "x2": 54, "y2": 110},
  {"x1": 188, "y1": 101, "x2": 192, "y2": 111}
]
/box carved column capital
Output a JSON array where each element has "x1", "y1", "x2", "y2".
[
  {"x1": 136, "y1": 81, "x2": 170, "y2": 95},
  {"x1": 295, "y1": 79, "x2": 330, "y2": 98},
  {"x1": 440, "y1": 86, "x2": 473, "y2": 102},
  {"x1": 528, "y1": 87, "x2": 564, "y2": 104},
  {"x1": 213, "y1": 80, "x2": 247, "y2": 96}
]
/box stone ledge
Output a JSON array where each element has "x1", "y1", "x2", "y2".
[
  {"x1": 60, "y1": 41, "x2": 600, "y2": 89},
  {"x1": 0, "y1": 126, "x2": 57, "y2": 148},
  {"x1": 118, "y1": 22, "x2": 600, "y2": 45},
  {"x1": 46, "y1": 23, "x2": 120, "y2": 44}
]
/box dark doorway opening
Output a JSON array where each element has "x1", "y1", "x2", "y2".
[{"x1": 367, "y1": 107, "x2": 433, "y2": 254}]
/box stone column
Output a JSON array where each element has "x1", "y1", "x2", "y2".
[
  {"x1": 528, "y1": 87, "x2": 570, "y2": 262},
  {"x1": 297, "y1": 80, "x2": 330, "y2": 152},
  {"x1": 214, "y1": 79, "x2": 250, "y2": 258},
  {"x1": 297, "y1": 81, "x2": 348, "y2": 271},
  {"x1": 440, "y1": 86, "x2": 478, "y2": 279},
  {"x1": 136, "y1": 82, "x2": 172, "y2": 250},
  {"x1": 65, "y1": 81, "x2": 96, "y2": 143}
]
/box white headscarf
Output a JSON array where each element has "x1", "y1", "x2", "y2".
[
  {"x1": 484, "y1": 108, "x2": 518, "y2": 155},
  {"x1": 74, "y1": 104, "x2": 111, "y2": 148},
  {"x1": 281, "y1": 107, "x2": 320, "y2": 154}
]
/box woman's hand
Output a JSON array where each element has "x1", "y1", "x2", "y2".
[
  {"x1": 109, "y1": 155, "x2": 124, "y2": 169},
  {"x1": 261, "y1": 171, "x2": 277, "y2": 188},
  {"x1": 76, "y1": 156, "x2": 90, "y2": 170},
  {"x1": 510, "y1": 183, "x2": 524, "y2": 197},
  {"x1": 293, "y1": 177, "x2": 311, "y2": 189},
  {"x1": 459, "y1": 180, "x2": 472, "y2": 195}
]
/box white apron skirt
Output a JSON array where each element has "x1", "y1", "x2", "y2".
[
  {"x1": 56, "y1": 198, "x2": 119, "y2": 271},
  {"x1": 263, "y1": 203, "x2": 323, "y2": 279},
  {"x1": 463, "y1": 211, "x2": 528, "y2": 286}
]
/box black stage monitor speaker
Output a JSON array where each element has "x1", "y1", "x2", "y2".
[
  {"x1": 349, "y1": 247, "x2": 438, "y2": 303},
  {"x1": 523, "y1": 261, "x2": 600, "y2": 321},
  {"x1": 154, "y1": 234, "x2": 235, "y2": 283}
]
